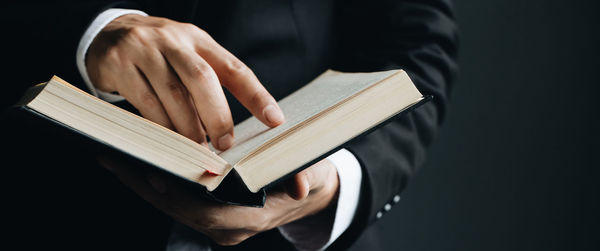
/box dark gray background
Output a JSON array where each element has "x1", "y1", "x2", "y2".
[{"x1": 352, "y1": 0, "x2": 600, "y2": 250}]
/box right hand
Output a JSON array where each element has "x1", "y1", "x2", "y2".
[{"x1": 86, "y1": 14, "x2": 285, "y2": 151}]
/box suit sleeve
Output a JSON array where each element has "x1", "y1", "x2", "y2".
[{"x1": 329, "y1": 0, "x2": 459, "y2": 249}]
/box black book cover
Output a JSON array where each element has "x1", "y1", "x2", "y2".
[{"x1": 3, "y1": 95, "x2": 431, "y2": 207}]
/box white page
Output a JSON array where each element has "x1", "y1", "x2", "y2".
[{"x1": 218, "y1": 69, "x2": 400, "y2": 165}]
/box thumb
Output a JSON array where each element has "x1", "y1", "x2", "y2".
[{"x1": 284, "y1": 169, "x2": 311, "y2": 201}]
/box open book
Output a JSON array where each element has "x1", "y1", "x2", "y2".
[{"x1": 13, "y1": 69, "x2": 430, "y2": 206}]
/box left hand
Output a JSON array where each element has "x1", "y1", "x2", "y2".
[{"x1": 97, "y1": 157, "x2": 339, "y2": 246}]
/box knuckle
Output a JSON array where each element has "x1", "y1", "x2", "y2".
[
  {"x1": 185, "y1": 24, "x2": 213, "y2": 43},
  {"x1": 158, "y1": 31, "x2": 180, "y2": 48},
  {"x1": 163, "y1": 44, "x2": 184, "y2": 59},
  {"x1": 104, "y1": 47, "x2": 123, "y2": 64},
  {"x1": 137, "y1": 90, "x2": 160, "y2": 107},
  {"x1": 193, "y1": 25, "x2": 210, "y2": 38},
  {"x1": 127, "y1": 26, "x2": 148, "y2": 40},
  {"x1": 250, "y1": 89, "x2": 270, "y2": 107},
  {"x1": 209, "y1": 113, "x2": 233, "y2": 134},
  {"x1": 223, "y1": 59, "x2": 250, "y2": 80},
  {"x1": 189, "y1": 63, "x2": 213, "y2": 82},
  {"x1": 152, "y1": 17, "x2": 172, "y2": 29},
  {"x1": 165, "y1": 80, "x2": 186, "y2": 99},
  {"x1": 150, "y1": 26, "x2": 169, "y2": 38},
  {"x1": 180, "y1": 22, "x2": 200, "y2": 33}
]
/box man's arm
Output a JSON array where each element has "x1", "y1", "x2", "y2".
[
  {"x1": 329, "y1": 0, "x2": 459, "y2": 249},
  {"x1": 79, "y1": 7, "x2": 361, "y2": 250}
]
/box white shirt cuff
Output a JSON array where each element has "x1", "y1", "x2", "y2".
[
  {"x1": 76, "y1": 8, "x2": 147, "y2": 102},
  {"x1": 278, "y1": 148, "x2": 362, "y2": 251}
]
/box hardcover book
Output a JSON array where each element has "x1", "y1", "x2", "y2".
[{"x1": 11, "y1": 69, "x2": 430, "y2": 206}]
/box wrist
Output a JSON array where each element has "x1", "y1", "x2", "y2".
[
  {"x1": 277, "y1": 160, "x2": 339, "y2": 250},
  {"x1": 279, "y1": 160, "x2": 339, "y2": 227},
  {"x1": 308, "y1": 159, "x2": 340, "y2": 217},
  {"x1": 76, "y1": 8, "x2": 147, "y2": 101}
]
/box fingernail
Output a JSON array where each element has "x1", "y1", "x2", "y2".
[
  {"x1": 218, "y1": 133, "x2": 233, "y2": 150},
  {"x1": 147, "y1": 175, "x2": 167, "y2": 194},
  {"x1": 263, "y1": 104, "x2": 284, "y2": 125}
]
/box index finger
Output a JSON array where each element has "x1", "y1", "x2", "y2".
[
  {"x1": 162, "y1": 46, "x2": 235, "y2": 151},
  {"x1": 194, "y1": 36, "x2": 285, "y2": 127}
]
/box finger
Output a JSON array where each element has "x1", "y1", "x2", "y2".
[
  {"x1": 193, "y1": 36, "x2": 285, "y2": 127},
  {"x1": 135, "y1": 48, "x2": 207, "y2": 144},
  {"x1": 283, "y1": 158, "x2": 337, "y2": 200},
  {"x1": 115, "y1": 64, "x2": 174, "y2": 129},
  {"x1": 283, "y1": 169, "x2": 310, "y2": 201},
  {"x1": 99, "y1": 155, "x2": 269, "y2": 234},
  {"x1": 163, "y1": 47, "x2": 234, "y2": 151},
  {"x1": 153, "y1": 176, "x2": 257, "y2": 231}
]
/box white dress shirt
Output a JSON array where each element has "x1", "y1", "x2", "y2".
[{"x1": 76, "y1": 8, "x2": 363, "y2": 251}]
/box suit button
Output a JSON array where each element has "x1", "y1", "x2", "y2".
[
  {"x1": 384, "y1": 203, "x2": 392, "y2": 211},
  {"x1": 376, "y1": 211, "x2": 383, "y2": 219},
  {"x1": 393, "y1": 195, "x2": 401, "y2": 203}
]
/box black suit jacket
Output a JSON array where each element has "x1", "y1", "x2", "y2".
[{"x1": 2, "y1": 1, "x2": 458, "y2": 250}]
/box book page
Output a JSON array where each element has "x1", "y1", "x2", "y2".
[{"x1": 218, "y1": 69, "x2": 401, "y2": 165}]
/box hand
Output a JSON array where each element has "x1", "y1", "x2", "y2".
[
  {"x1": 97, "y1": 157, "x2": 339, "y2": 246},
  {"x1": 86, "y1": 14, "x2": 284, "y2": 150}
]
